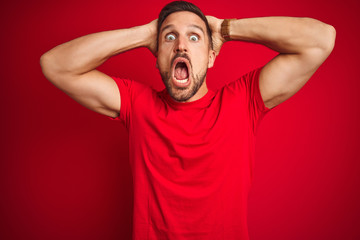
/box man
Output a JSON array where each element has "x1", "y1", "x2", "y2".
[{"x1": 40, "y1": 1, "x2": 335, "y2": 239}]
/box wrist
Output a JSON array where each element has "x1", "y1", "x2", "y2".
[{"x1": 221, "y1": 18, "x2": 237, "y2": 41}]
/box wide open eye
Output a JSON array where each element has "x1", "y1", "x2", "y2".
[
  {"x1": 189, "y1": 35, "x2": 199, "y2": 41},
  {"x1": 166, "y1": 34, "x2": 176, "y2": 41}
]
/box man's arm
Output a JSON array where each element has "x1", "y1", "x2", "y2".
[
  {"x1": 207, "y1": 16, "x2": 336, "y2": 109},
  {"x1": 40, "y1": 20, "x2": 157, "y2": 118}
]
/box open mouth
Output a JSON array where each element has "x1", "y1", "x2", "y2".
[{"x1": 172, "y1": 57, "x2": 190, "y2": 86}]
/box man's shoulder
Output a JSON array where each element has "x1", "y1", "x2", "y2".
[
  {"x1": 110, "y1": 76, "x2": 159, "y2": 95},
  {"x1": 219, "y1": 67, "x2": 263, "y2": 91}
]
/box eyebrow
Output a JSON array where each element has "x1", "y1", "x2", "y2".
[{"x1": 160, "y1": 24, "x2": 205, "y2": 35}]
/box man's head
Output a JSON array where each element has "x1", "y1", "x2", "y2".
[
  {"x1": 156, "y1": 1, "x2": 216, "y2": 102},
  {"x1": 157, "y1": 1, "x2": 213, "y2": 51}
]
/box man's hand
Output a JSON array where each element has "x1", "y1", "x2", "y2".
[
  {"x1": 206, "y1": 16, "x2": 225, "y2": 56},
  {"x1": 145, "y1": 19, "x2": 158, "y2": 57}
]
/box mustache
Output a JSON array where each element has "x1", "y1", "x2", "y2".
[{"x1": 171, "y1": 53, "x2": 192, "y2": 67}]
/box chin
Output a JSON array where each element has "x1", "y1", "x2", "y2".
[
  {"x1": 160, "y1": 65, "x2": 207, "y2": 102},
  {"x1": 168, "y1": 84, "x2": 195, "y2": 102}
]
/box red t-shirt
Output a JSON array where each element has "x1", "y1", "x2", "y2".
[{"x1": 109, "y1": 67, "x2": 270, "y2": 240}]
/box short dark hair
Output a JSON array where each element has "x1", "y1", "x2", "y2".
[{"x1": 157, "y1": 1, "x2": 213, "y2": 50}]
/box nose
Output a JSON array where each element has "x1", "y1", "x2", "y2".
[{"x1": 174, "y1": 36, "x2": 188, "y2": 53}]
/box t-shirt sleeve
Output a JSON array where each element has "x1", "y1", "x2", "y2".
[
  {"x1": 246, "y1": 66, "x2": 271, "y2": 135},
  {"x1": 106, "y1": 76, "x2": 133, "y2": 128},
  {"x1": 233, "y1": 66, "x2": 271, "y2": 135}
]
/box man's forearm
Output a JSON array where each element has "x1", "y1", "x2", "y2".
[
  {"x1": 228, "y1": 17, "x2": 336, "y2": 54},
  {"x1": 40, "y1": 22, "x2": 155, "y2": 77}
]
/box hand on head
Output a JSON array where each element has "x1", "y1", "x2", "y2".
[
  {"x1": 145, "y1": 19, "x2": 159, "y2": 57},
  {"x1": 206, "y1": 15, "x2": 225, "y2": 56}
]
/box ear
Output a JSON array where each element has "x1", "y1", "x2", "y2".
[{"x1": 207, "y1": 49, "x2": 216, "y2": 68}]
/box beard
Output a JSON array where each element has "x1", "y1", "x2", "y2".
[
  {"x1": 160, "y1": 70, "x2": 207, "y2": 102},
  {"x1": 159, "y1": 54, "x2": 208, "y2": 102}
]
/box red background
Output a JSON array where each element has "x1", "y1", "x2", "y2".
[{"x1": 1, "y1": 0, "x2": 359, "y2": 239}]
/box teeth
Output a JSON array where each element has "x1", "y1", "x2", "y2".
[{"x1": 175, "y1": 78, "x2": 188, "y2": 84}]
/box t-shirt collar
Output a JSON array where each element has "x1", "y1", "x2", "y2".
[{"x1": 162, "y1": 88, "x2": 215, "y2": 110}]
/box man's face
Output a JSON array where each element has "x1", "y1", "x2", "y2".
[{"x1": 156, "y1": 11, "x2": 216, "y2": 102}]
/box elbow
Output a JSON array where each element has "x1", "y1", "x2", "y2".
[
  {"x1": 322, "y1": 24, "x2": 336, "y2": 54},
  {"x1": 310, "y1": 23, "x2": 336, "y2": 60},
  {"x1": 40, "y1": 53, "x2": 49, "y2": 78},
  {"x1": 327, "y1": 24, "x2": 336, "y2": 50},
  {"x1": 39, "y1": 49, "x2": 53, "y2": 67},
  {"x1": 40, "y1": 53, "x2": 50, "y2": 74},
  {"x1": 40, "y1": 52, "x2": 58, "y2": 82}
]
